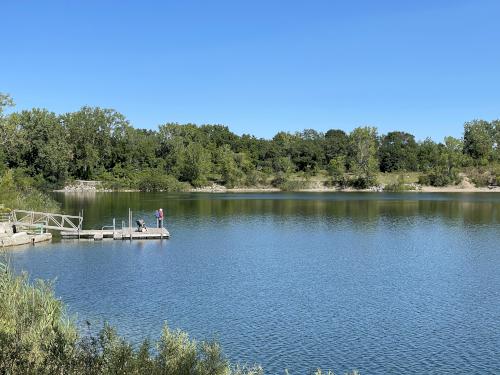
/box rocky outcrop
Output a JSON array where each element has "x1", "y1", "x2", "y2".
[
  {"x1": 55, "y1": 180, "x2": 112, "y2": 193},
  {"x1": 190, "y1": 184, "x2": 228, "y2": 193}
]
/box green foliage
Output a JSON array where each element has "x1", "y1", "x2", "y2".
[
  {"x1": 328, "y1": 156, "x2": 347, "y2": 187},
  {"x1": 468, "y1": 169, "x2": 490, "y2": 187},
  {"x1": 467, "y1": 165, "x2": 500, "y2": 187},
  {"x1": 463, "y1": 120, "x2": 495, "y2": 165},
  {"x1": 324, "y1": 129, "x2": 348, "y2": 163},
  {"x1": 0, "y1": 264, "x2": 78, "y2": 374},
  {"x1": 418, "y1": 167, "x2": 459, "y2": 187},
  {"x1": 273, "y1": 156, "x2": 295, "y2": 174},
  {"x1": 177, "y1": 143, "x2": 213, "y2": 187},
  {"x1": 1, "y1": 262, "x2": 352, "y2": 375},
  {"x1": 349, "y1": 175, "x2": 377, "y2": 189},
  {"x1": 348, "y1": 127, "x2": 379, "y2": 187},
  {"x1": 62, "y1": 106, "x2": 132, "y2": 180},
  {"x1": 0, "y1": 169, "x2": 60, "y2": 212},
  {"x1": 379, "y1": 131, "x2": 418, "y2": 172},
  {"x1": 0, "y1": 93, "x2": 14, "y2": 116},
  {"x1": 383, "y1": 174, "x2": 415, "y2": 192},
  {"x1": 216, "y1": 145, "x2": 244, "y2": 188},
  {"x1": 135, "y1": 170, "x2": 189, "y2": 192},
  {"x1": 270, "y1": 173, "x2": 309, "y2": 191},
  {"x1": 6, "y1": 109, "x2": 71, "y2": 183},
  {"x1": 2, "y1": 93, "x2": 500, "y2": 191},
  {"x1": 279, "y1": 179, "x2": 310, "y2": 191}
]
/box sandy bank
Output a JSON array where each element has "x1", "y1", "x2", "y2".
[{"x1": 191, "y1": 185, "x2": 500, "y2": 193}]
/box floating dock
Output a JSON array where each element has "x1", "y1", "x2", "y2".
[
  {"x1": 60, "y1": 228, "x2": 170, "y2": 241},
  {"x1": 4, "y1": 208, "x2": 170, "y2": 243}
]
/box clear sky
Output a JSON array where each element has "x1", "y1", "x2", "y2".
[{"x1": 2, "y1": 0, "x2": 500, "y2": 141}]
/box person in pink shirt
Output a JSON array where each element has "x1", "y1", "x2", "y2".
[{"x1": 158, "y1": 208, "x2": 164, "y2": 228}]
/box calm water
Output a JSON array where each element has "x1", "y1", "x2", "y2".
[{"x1": 6, "y1": 192, "x2": 500, "y2": 374}]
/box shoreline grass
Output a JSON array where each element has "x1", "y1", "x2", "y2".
[{"x1": 0, "y1": 261, "x2": 358, "y2": 375}]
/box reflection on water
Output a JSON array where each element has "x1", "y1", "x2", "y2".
[
  {"x1": 7, "y1": 192, "x2": 500, "y2": 374},
  {"x1": 56, "y1": 192, "x2": 500, "y2": 228}
]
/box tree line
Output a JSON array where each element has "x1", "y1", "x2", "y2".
[{"x1": 1, "y1": 93, "x2": 499, "y2": 191}]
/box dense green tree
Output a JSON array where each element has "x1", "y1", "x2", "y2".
[
  {"x1": 463, "y1": 120, "x2": 494, "y2": 165},
  {"x1": 2, "y1": 92, "x2": 500, "y2": 190},
  {"x1": 348, "y1": 127, "x2": 379, "y2": 186},
  {"x1": 199, "y1": 124, "x2": 238, "y2": 149},
  {"x1": 417, "y1": 138, "x2": 441, "y2": 172},
  {"x1": 216, "y1": 145, "x2": 243, "y2": 187},
  {"x1": 328, "y1": 155, "x2": 347, "y2": 186},
  {"x1": 6, "y1": 109, "x2": 71, "y2": 183},
  {"x1": 0, "y1": 93, "x2": 15, "y2": 171},
  {"x1": 290, "y1": 130, "x2": 325, "y2": 172},
  {"x1": 62, "y1": 107, "x2": 129, "y2": 179},
  {"x1": 273, "y1": 156, "x2": 295, "y2": 174},
  {"x1": 379, "y1": 131, "x2": 418, "y2": 172},
  {"x1": 324, "y1": 129, "x2": 348, "y2": 163},
  {"x1": 177, "y1": 143, "x2": 212, "y2": 187},
  {"x1": 492, "y1": 119, "x2": 500, "y2": 161}
]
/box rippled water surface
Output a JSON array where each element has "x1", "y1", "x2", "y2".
[{"x1": 7, "y1": 192, "x2": 500, "y2": 374}]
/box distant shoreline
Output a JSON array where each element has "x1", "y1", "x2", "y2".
[{"x1": 53, "y1": 185, "x2": 500, "y2": 193}]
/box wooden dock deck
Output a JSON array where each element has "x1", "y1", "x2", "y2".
[{"x1": 61, "y1": 228, "x2": 170, "y2": 240}]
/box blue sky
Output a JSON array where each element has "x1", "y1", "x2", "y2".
[{"x1": 2, "y1": 0, "x2": 500, "y2": 141}]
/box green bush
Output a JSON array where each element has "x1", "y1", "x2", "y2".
[
  {"x1": 278, "y1": 180, "x2": 309, "y2": 191},
  {"x1": 270, "y1": 172, "x2": 287, "y2": 188},
  {"x1": 0, "y1": 262, "x2": 357, "y2": 375},
  {"x1": 417, "y1": 174, "x2": 430, "y2": 186},
  {"x1": 0, "y1": 262, "x2": 260, "y2": 375},
  {"x1": 349, "y1": 175, "x2": 377, "y2": 189},
  {"x1": 469, "y1": 171, "x2": 490, "y2": 187},
  {"x1": 418, "y1": 168, "x2": 459, "y2": 187},
  {"x1": 135, "y1": 170, "x2": 189, "y2": 192},
  {"x1": 384, "y1": 174, "x2": 416, "y2": 192},
  {"x1": 270, "y1": 173, "x2": 310, "y2": 191},
  {"x1": 0, "y1": 169, "x2": 60, "y2": 212}
]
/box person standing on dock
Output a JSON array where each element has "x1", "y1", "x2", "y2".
[
  {"x1": 158, "y1": 208, "x2": 164, "y2": 228},
  {"x1": 155, "y1": 209, "x2": 160, "y2": 228}
]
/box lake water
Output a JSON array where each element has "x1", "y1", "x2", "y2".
[{"x1": 6, "y1": 192, "x2": 500, "y2": 374}]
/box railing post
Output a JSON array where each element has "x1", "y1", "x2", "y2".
[{"x1": 129, "y1": 209, "x2": 132, "y2": 241}]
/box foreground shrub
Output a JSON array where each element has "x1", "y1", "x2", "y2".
[
  {"x1": 0, "y1": 262, "x2": 358, "y2": 374},
  {"x1": 0, "y1": 262, "x2": 263, "y2": 375}
]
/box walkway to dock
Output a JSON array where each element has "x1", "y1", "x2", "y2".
[{"x1": 11, "y1": 210, "x2": 83, "y2": 232}]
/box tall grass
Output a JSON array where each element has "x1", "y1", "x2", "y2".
[
  {"x1": 0, "y1": 261, "x2": 359, "y2": 375},
  {"x1": 0, "y1": 169, "x2": 60, "y2": 212}
]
